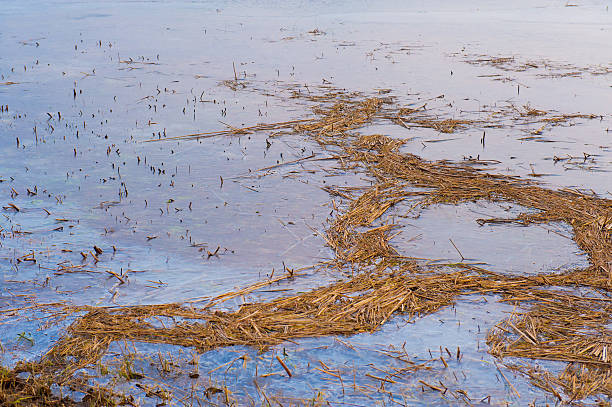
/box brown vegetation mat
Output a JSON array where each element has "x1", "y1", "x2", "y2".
[
  {"x1": 18, "y1": 267, "x2": 612, "y2": 402},
  {"x1": 0, "y1": 367, "x2": 120, "y2": 407},
  {"x1": 488, "y1": 290, "x2": 612, "y2": 400},
  {"x1": 0, "y1": 367, "x2": 75, "y2": 406},
  {"x1": 456, "y1": 53, "x2": 612, "y2": 78},
  {"x1": 5, "y1": 94, "x2": 612, "y2": 404}
]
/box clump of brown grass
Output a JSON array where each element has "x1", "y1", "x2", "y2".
[
  {"x1": 487, "y1": 289, "x2": 612, "y2": 400},
  {"x1": 0, "y1": 367, "x2": 75, "y2": 406}
]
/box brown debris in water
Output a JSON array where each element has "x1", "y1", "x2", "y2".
[
  {"x1": 5, "y1": 92, "x2": 612, "y2": 404},
  {"x1": 488, "y1": 289, "x2": 612, "y2": 399},
  {"x1": 0, "y1": 367, "x2": 75, "y2": 406},
  {"x1": 458, "y1": 52, "x2": 612, "y2": 78}
]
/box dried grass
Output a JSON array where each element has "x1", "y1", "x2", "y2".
[{"x1": 5, "y1": 92, "x2": 612, "y2": 404}]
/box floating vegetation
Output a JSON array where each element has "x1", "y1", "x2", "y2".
[
  {"x1": 1, "y1": 88, "x2": 611, "y2": 405},
  {"x1": 457, "y1": 53, "x2": 612, "y2": 79}
]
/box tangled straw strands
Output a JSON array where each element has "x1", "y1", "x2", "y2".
[
  {"x1": 488, "y1": 291, "x2": 612, "y2": 400},
  {"x1": 20, "y1": 266, "x2": 586, "y2": 379}
]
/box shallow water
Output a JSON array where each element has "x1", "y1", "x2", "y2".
[{"x1": 1, "y1": 0, "x2": 611, "y2": 404}]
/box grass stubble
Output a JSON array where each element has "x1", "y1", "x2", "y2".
[{"x1": 2, "y1": 89, "x2": 612, "y2": 406}]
